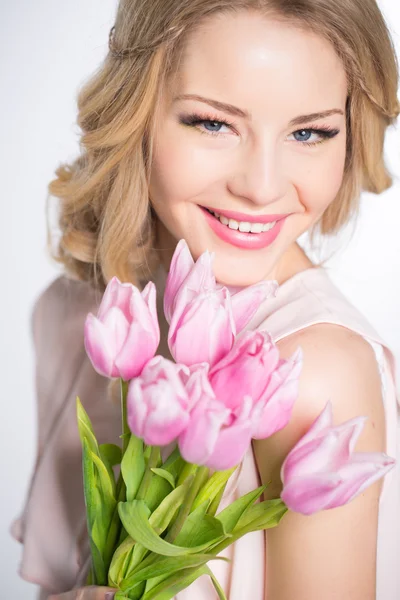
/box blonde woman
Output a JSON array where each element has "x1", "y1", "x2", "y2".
[{"x1": 11, "y1": 1, "x2": 400, "y2": 599}]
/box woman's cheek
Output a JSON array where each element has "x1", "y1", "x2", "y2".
[{"x1": 296, "y1": 148, "x2": 346, "y2": 214}]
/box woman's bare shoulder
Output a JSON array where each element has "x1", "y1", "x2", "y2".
[
  {"x1": 253, "y1": 323, "x2": 386, "y2": 599},
  {"x1": 253, "y1": 322, "x2": 386, "y2": 498}
]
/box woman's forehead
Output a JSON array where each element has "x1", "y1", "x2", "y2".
[{"x1": 171, "y1": 12, "x2": 348, "y2": 120}]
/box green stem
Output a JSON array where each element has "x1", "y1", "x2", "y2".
[
  {"x1": 165, "y1": 466, "x2": 209, "y2": 543},
  {"x1": 120, "y1": 379, "x2": 130, "y2": 455},
  {"x1": 136, "y1": 446, "x2": 160, "y2": 501}
]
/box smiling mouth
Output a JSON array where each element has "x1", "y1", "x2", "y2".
[{"x1": 202, "y1": 207, "x2": 277, "y2": 234}]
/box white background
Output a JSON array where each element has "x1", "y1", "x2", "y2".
[{"x1": 1, "y1": 1, "x2": 399, "y2": 597}]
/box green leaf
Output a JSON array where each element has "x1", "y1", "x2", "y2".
[
  {"x1": 100, "y1": 443, "x2": 122, "y2": 466},
  {"x1": 120, "y1": 553, "x2": 228, "y2": 593},
  {"x1": 145, "y1": 472, "x2": 174, "y2": 513},
  {"x1": 216, "y1": 486, "x2": 266, "y2": 534},
  {"x1": 140, "y1": 565, "x2": 209, "y2": 600},
  {"x1": 121, "y1": 434, "x2": 145, "y2": 503},
  {"x1": 192, "y1": 467, "x2": 237, "y2": 512},
  {"x1": 77, "y1": 397, "x2": 99, "y2": 455},
  {"x1": 150, "y1": 468, "x2": 175, "y2": 489},
  {"x1": 121, "y1": 482, "x2": 191, "y2": 576},
  {"x1": 176, "y1": 462, "x2": 198, "y2": 487},
  {"x1": 91, "y1": 451, "x2": 116, "y2": 504},
  {"x1": 82, "y1": 437, "x2": 97, "y2": 530},
  {"x1": 108, "y1": 535, "x2": 136, "y2": 587},
  {"x1": 149, "y1": 484, "x2": 187, "y2": 533},
  {"x1": 174, "y1": 501, "x2": 227, "y2": 548},
  {"x1": 118, "y1": 500, "x2": 225, "y2": 557},
  {"x1": 207, "y1": 483, "x2": 226, "y2": 517},
  {"x1": 114, "y1": 591, "x2": 131, "y2": 600},
  {"x1": 88, "y1": 533, "x2": 107, "y2": 587},
  {"x1": 143, "y1": 445, "x2": 151, "y2": 461},
  {"x1": 233, "y1": 499, "x2": 288, "y2": 533},
  {"x1": 204, "y1": 565, "x2": 227, "y2": 600}
]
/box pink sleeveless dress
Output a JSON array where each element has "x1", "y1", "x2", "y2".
[{"x1": 10, "y1": 267, "x2": 400, "y2": 599}]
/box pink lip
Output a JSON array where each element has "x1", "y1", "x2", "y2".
[
  {"x1": 200, "y1": 206, "x2": 287, "y2": 250},
  {"x1": 202, "y1": 205, "x2": 289, "y2": 224}
]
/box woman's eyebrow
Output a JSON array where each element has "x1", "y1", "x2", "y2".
[{"x1": 173, "y1": 94, "x2": 344, "y2": 123}]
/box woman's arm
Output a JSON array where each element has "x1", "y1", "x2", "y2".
[{"x1": 253, "y1": 323, "x2": 386, "y2": 600}]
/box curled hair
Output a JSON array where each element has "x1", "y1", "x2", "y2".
[{"x1": 47, "y1": 0, "x2": 399, "y2": 289}]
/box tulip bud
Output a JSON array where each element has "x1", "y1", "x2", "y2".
[
  {"x1": 178, "y1": 366, "x2": 254, "y2": 470},
  {"x1": 127, "y1": 356, "x2": 190, "y2": 446},
  {"x1": 164, "y1": 240, "x2": 276, "y2": 352},
  {"x1": 280, "y1": 401, "x2": 396, "y2": 515},
  {"x1": 168, "y1": 287, "x2": 236, "y2": 367},
  {"x1": 164, "y1": 240, "x2": 215, "y2": 324},
  {"x1": 84, "y1": 277, "x2": 160, "y2": 380},
  {"x1": 209, "y1": 330, "x2": 280, "y2": 411}
]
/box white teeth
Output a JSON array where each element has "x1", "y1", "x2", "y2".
[
  {"x1": 228, "y1": 219, "x2": 239, "y2": 230},
  {"x1": 238, "y1": 221, "x2": 251, "y2": 232},
  {"x1": 207, "y1": 209, "x2": 277, "y2": 234},
  {"x1": 262, "y1": 221, "x2": 276, "y2": 232},
  {"x1": 250, "y1": 222, "x2": 263, "y2": 234}
]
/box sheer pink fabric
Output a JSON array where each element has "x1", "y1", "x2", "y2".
[{"x1": 11, "y1": 267, "x2": 399, "y2": 599}]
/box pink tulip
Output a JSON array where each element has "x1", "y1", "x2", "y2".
[
  {"x1": 168, "y1": 287, "x2": 236, "y2": 367},
  {"x1": 209, "y1": 330, "x2": 302, "y2": 438},
  {"x1": 178, "y1": 365, "x2": 256, "y2": 470},
  {"x1": 164, "y1": 239, "x2": 277, "y2": 329},
  {"x1": 164, "y1": 240, "x2": 277, "y2": 367},
  {"x1": 280, "y1": 401, "x2": 396, "y2": 515},
  {"x1": 127, "y1": 356, "x2": 190, "y2": 446},
  {"x1": 164, "y1": 240, "x2": 216, "y2": 324},
  {"x1": 84, "y1": 277, "x2": 160, "y2": 381},
  {"x1": 251, "y1": 347, "x2": 303, "y2": 439}
]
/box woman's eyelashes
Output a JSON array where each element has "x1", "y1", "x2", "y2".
[{"x1": 178, "y1": 112, "x2": 340, "y2": 147}]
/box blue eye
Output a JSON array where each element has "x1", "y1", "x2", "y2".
[
  {"x1": 290, "y1": 127, "x2": 340, "y2": 146},
  {"x1": 293, "y1": 130, "x2": 313, "y2": 142},
  {"x1": 179, "y1": 112, "x2": 340, "y2": 146},
  {"x1": 179, "y1": 113, "x2": 234, "y2": 136}
]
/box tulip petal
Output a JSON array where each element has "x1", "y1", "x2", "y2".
[
  {"x1": 282, "y1": 424, "x2": 356, "y2": 485},
  {"x1": 140, "y1": 356, "x2": 189, "y2": 402},
  {"x1": 330, "y1": 452, "x2": 396, "y2": 506},
  {"x1": 98, "y1": 277, "x2": 134, "y2": 322},
  {"x1": 130, "y1": 286, "x2": 159, "y2": 338},
  {"x1": 206, "y1": 419, "x2": 253, "y2": 470},
  {"x1": 169, "y1": 293, "x2": 234, "y2": 367},
  {"x1": 115, "y1": 323, "x2": 158, "y2": 380},
  {"x1": 282, "y1": 452, "x2": 396, "y2": 515},
  {"x1": 142, "y1": 380, "x2": 190, "y2": 446},
  {"x1": 281, "y1": 472, "x2": 342, "y2": 515},
  {"x1": 252, "y1": 376, "x2": 299, "y2": 439},
  {"x1": 180, "y1": 250, "x2": 216, "y2": 301},
  {"x1": 141, "y1": 281, "x2": 160, "y2": 341},
  {"x1": 127, "y1": 378, "x2": 148, "y2": 438},
  {"x1": 164, "y1": 240, "x2": 195, "y2": 323},
  {"x1": 179, "y1": 399, "x2": 229, "y2": 465},
  {"x1": 209, "y1": 330, "x2": 279, "y2": 411},
  {"x1": 231, "y1": 280, "x2": 278, "y2": 332},
  {"x1": 101, "y1": 306, "x2": 130, "y2": 355},
  {"x1": 185, "y1": 366, "x2": 216, "y2": 411},
  {"x1": 84, "y1": 313, "x2": 120, "y2": 378},
  {"x1": 289, "y1": 400, "x2": 334, "y2": 453}
]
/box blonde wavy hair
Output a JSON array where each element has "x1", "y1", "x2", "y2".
[{"x1": 47, "y1": 0, "x2": 399, "y2": 291}]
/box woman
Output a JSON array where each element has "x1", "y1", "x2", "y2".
[{"x1": 11, "y1": 1, "x2": 400, "y2": 599}]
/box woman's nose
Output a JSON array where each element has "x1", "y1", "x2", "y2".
[{"x1": 227, "y1": 143, "x2": 286, "y2": 208}]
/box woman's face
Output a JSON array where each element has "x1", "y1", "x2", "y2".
[{"x1": 148, "y1": 11, "x2": 348, "y2": 286}]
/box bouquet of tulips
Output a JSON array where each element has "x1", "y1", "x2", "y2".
[{"x1": 77, "y1": 239, "x2": 395, "y2": 600}]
